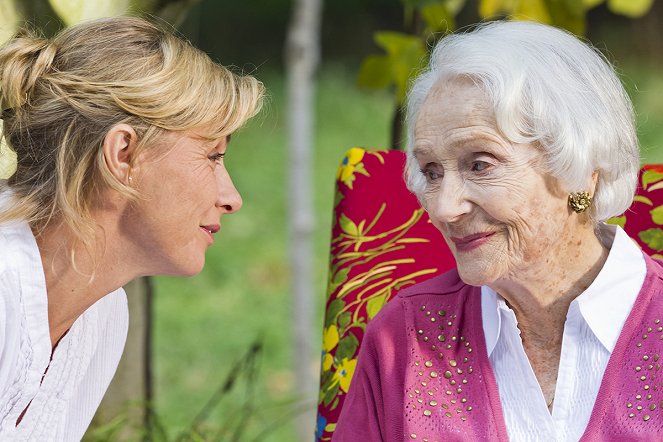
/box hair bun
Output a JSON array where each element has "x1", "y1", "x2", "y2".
[{"x1": 0, "y1": 33, "x2": 57, "y2": 111}]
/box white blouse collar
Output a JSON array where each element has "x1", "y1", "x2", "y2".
[{"x1": 481, "y1": 224, "x2": 646, "y2": 356}]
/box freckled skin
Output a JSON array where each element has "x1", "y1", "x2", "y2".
[
  {"x1": 414, "y1": 78, "x2": 609, "y2": 408},
  {"x1": 121, "y1": 129, "x2": 242, "y2": 277}
]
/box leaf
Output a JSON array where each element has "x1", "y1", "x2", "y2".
[
  {"x1": 48, "y1": 0, "x2": 131, "y2": 25},
  {"x1": 324, "y1": 423, "x2": 337, "y2": 432},
  {"x1": 332, "y1": 267, "x2": 350, "y2": 286},
  {"x1": 322, "y1": 383, "x2": 339, "y2": 407},
  {"x1": 582, "y1": 0, "x2": 604, "y2": 8},
  {"x1": 320, "y1": 369, "x2": 333, "y2": 388},
  {"x1": 357, "y1": 55, "x2": 392, "y2": 90},
  {"x1": 0, "y1": 0, "x2": 21, "y2": 43},
  {"x1": 0, "y1": 140, "x2": 17, "y2": 180},
  {"x1": 479, "y1": 0, "x2": 516, "y2": 17},
  {"x1": 338, "y1": 311, "x2": 352, "y2": 329},
  {"x1": 336, "y1": 333, "x2": 359, "y2": 361},
  {"x1": 339, "y1": 213, "x2": 359, "y2": 236},
  {"x1": 366, "y1": 293, "x2": 388, "y2": 319},
  {"x1": 641, "y1": 170, "x2": 663, "y2": 190},
  {"x1": 541, "y1": 0, "x2": 585, "y2": 35},
  {"x1": 651, "y1": 206, "x2": 663, "y2": 225},
  {"x1": 633, "y1": 195, "x2": 654, "y2": 206},
  {"x1": 606, "y1": 215, "x2": 626, "y2": 228},
  {"x1": 333, "y1": 187, "x2": 345, "y2": 209},
  {"x1": 648, "y1": 181, "x2": 663, "y2": 192},
  {"x1": 515, "y1": 0, "x2": 552, "y2": 24},
  {"x1": 446, "y1": 0, "x2": 467, "y2": 15},
  {"x1": 373, "y1": 32, "x2": 428, "y2": 103},
  {"x1": 325, "y1": 299, "x2": 345, "y2": 328},
  {"x1": 639, "y1": 228, "x2": 663, "y2": 251},
  {"x1": 327, "y1": 267, "x2": 350, "y2": 297},
  {"x1": 354, "y1": 162, "x2": 370, "y2": 178},
  {"x1": 421, "y1": 3, "x2": 455, "y2": 33},
  {"x1": 607, "y1": 0, "x2": 654, "y2": 18}
]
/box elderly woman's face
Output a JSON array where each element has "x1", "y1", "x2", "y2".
[
  {"x1": 414, "y1": 78, "x2": 575, "y2": 287},
  {"x1": 124, "y1": 128, "x2": 242, "y2": 277}
]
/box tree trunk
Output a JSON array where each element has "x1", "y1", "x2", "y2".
[
  {"x1": 285, "y1": 0, "x2": 323, "y2": 439},
  {"x1": 91, "y1": 277, "x2": 153, "y2": 441}
]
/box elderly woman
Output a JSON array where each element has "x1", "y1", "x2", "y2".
[
  {"x1": 333, "y1": 20, "x2": 661, "y2": 441},
  {"x1": 0, "y1": 16, "x2": 262, "y2": 440}
]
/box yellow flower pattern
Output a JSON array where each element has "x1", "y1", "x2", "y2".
[
  {"x1": 336, "y1": 147, "x2": 368, "y2": 189},
  {"x1": 332, "y1": 358, "x2": 357, "y2": 393}
]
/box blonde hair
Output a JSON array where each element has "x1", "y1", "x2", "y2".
[{"x1": 0, "y1": 16, "x2": 264, "y2": 244}]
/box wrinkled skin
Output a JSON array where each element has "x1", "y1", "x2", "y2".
[{"x1": 413, "y1": 77, "x2": 608, "y2": 406}]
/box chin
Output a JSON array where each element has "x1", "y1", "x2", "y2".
[
  {"x1": 166, "y1": 256, "x2": 206, "y2": 277},
  {"x1": 455, "y1": 263, "x2": 495, "y2": 287}
]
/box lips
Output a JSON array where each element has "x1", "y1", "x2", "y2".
[
  {"x1": 450, "y1": 231, "x2": 494, "y2": 252},
  {"x1": 200, "y1": 224, "x2": 220, "y2": 244},
  {"x1": 201, "y1": 224, "x2": 220, "y2": 234}
]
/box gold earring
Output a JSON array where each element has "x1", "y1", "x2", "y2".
[{"x1": 568, "y1": 191, "x2": 591, "y2": 213}]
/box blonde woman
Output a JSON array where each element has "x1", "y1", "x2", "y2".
[{"x1": 0, "y1": 16, "x2": 263, "y2": 440}]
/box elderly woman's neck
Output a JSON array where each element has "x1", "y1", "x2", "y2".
[
  {"x1": 33, "y1": 219, "x2": 138, "y2": 349},
  {"x1": 491, "y1": 224, "x2": 609, "y2": 337}
]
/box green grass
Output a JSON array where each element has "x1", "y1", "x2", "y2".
[{"x1": 150, "y1": 62, "x2": 663, "y2": 441}]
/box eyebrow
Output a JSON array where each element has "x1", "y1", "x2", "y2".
[{"x1": 412, "y1": 146, "x2": 432, "y2": 159}]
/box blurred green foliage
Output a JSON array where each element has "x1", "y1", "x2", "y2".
[{"x1": 357, "y1": 0, "x2": 656, "y2": 108}]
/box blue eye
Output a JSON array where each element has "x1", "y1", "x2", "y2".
[
  {"x1": 471, "y1": 161, "x2": 490, "y2": 172},
  {"x1": 420, "y1": 167, "x2": 442, "y2": 182}
]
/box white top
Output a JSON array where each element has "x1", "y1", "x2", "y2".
[
  {"x1": 481, "y1": 224, "x2": 646, "y2": 441},
  {"x1": 0, "y1": 219, "x2": 128, "y2": 441}
]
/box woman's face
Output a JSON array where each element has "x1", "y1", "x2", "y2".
[
  {"x1": 123, "y1": 128, "x2": 242, "y2": 277},
  {"x1": 413, "y1": 78, "x2": 578, "y2": 287}
]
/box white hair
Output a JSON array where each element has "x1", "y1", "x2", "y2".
[{"x1": 405, "y1": 20, "x2": 640, "y2": 222}]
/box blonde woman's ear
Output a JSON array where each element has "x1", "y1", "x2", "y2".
[{"x1": 103, "y1": 124, "x2": 138, "y2": 184}]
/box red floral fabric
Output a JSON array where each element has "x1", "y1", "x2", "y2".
[{"x1": 315, "y1": 147, "x2": 663, "y2": 441}]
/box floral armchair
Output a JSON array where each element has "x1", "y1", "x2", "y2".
[{"x1": 315, "y1": 148, "x2": 663, "y2": 441}]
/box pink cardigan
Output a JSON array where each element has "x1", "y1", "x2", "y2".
[{"x1": 333, "y1": 253, "x2": 663, "y2": 441}]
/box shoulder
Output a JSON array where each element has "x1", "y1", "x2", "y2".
[
  {"x1": 89, "y1": 287, "x2": 129, "y2": 353},
  {"x1": 396, "y1": 267, "x2": 467, "y2": 299},
  {"x1": 366, "y1": 268, "x2": 469, "y2": 337},
  {"x1": 97, "y1": 287, "x2": 129, "y2": 331}
]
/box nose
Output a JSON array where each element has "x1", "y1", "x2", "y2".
[
  {"x1": 216, "y1": 167, "x2": 243, "y2": 214},
  {"x1": 425, "y1": 173, "x2": 472, "y2": 224}
]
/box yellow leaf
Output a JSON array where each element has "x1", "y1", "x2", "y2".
[
  {"x1": 606, "y1": 215, "x2": 626, "y2": 228},
  {"x1": 366, "y1": 293, "x2": 388, "y2": 319},
  {"x1": 583, "y1": 0, "x2": 605, "y2": 9},
  {"x1": 607, "y1": 0, "x2": 655, "y2": 18},
  {"x1": 634, "y1": 195, "x2": 654, "y2": 206},
  {"x1": 48, "y1": 0, "x2": 131, "y2": 26},
  {"x1": 0, "y1": 0, "x2": 20, "y2": 44},
  {"x1": 648, "y1": 181, "x2": 663, "y2": 192},
  {"x1": 514, "y1": 0, "x2": 552, "y2": 23},
  {"x1": 339, "y1": 213, "x2": 359, "y2": 236},
  {"x1": 479, "y1": 0, "x2": 516, "y2": 17},
  {"x1": 0, "y1": 131, "x2": 17, "y2": 180},
  {"x1": 651, "y1": 206, "x2": 663, "y2": 225}
]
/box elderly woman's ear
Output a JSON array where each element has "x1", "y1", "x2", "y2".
[{"x1": 103, "y1": 123, "x2": 139, "y2": 185}]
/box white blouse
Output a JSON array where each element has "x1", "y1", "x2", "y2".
[
  {"x1": 0, "y1": 219, "x2": 128, "y2": 441},
  {"x1": 481, "y1": 224, "x2": 646, "y2": 441}
]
